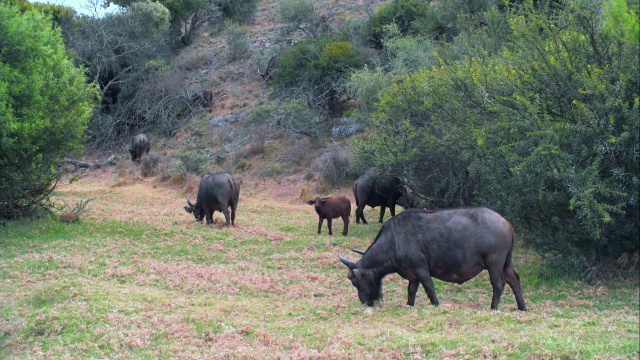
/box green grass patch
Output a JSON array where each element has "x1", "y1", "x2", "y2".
[{"x1": 1, "y1": 186, "x2": 638, "y2": 359}]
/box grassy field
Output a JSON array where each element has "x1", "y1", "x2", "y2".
[{"x1": 1, "y1": 171, "x2": 638, "y2": 359}]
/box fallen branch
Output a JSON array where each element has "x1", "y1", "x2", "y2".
[{"x1": 64, "y1": 155, "x2": 117, "y2": 170}]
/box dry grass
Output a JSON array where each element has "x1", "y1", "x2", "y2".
[{"x1": 0, "y1": 169, "x2": 638, "y2": 359}]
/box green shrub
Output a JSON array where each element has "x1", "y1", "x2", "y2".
[
  {"x1": 224, "y1": 20, "x2": 250, "y2": 62},
  {"x1": 270, "y1": 35, "x2": 365, "y2": 114},
  {"x1": 174, "y1": 151, "x2": 210, "y2": 177},
  {"x1": 0, "y1": 4, "x2": 98, "y2": 218}
]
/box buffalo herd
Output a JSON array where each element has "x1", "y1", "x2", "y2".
[{"x1": 124, "y1": 136, "x2": 526, "y2": 310}]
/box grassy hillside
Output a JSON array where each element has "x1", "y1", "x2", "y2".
[{"x1": 0, "y1": 169, "x2": 638, "y2": 359}]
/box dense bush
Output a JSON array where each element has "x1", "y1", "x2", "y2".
[
  {"x1": 0, "y1": 3, "x2": 98, "y2": 218},
  {"x1": 175, "y1": 150, "x2": 210, "y2": 177},
  {"x1": 367, "y1": 0, "x2": 432, "y2": 48},
  {"x1": 270, "y1": 35, "x2": 365, "y2": 114},
  {"x1": 223, "y1": 20, "x2": 251, "y2": 62},
  {"x1": 355, "y1": 0, "x2": 639, "y2": 279}
]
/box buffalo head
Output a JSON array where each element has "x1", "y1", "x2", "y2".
[
  {"x1": 339, "y1": 253, "x2": 382, "y2": 306},
  {"x1": 184, "y1": 193, "x2": 204, "y2": 222}
]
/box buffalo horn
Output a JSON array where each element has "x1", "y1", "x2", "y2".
[
  {"x1": 186, "y1": 192, "x2": 195, "y2": 207},
  {"x1": 339, "y1": 253, "x2": 356, "y2": 269},
  {"x1": 351, "y1": 249, "x2": 366, "y2": 255}
]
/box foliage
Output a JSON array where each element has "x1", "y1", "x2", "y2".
[
  {"x1": 3, "y1": 0, "x2": 76, "y2": 30},
  {"x1": 345, "y1": 66, "x2": 394, "y2": 124},
  {"x1": 312, "y1": 144, "x2": 358, "y2": 190},
  {"x1": 270, "y1": 34, "x2": 365, "y2": 114},
  {"x1": 65, "y1": 3, "x2": 201, "y2": 146},
  {"x1": 66, "y1": 1, "x2": 171, "y2": 109},
  {"x1": 246, "y1": 100, "x2": 326, "y2": 139},
  {"x1": 277, "y1": 0, "x2": 322, "y2": 39},
  {"x1": 0, "y1": 3, "x2": 98, "y2": 218},
  {"x1": 55, "y1": 198, "x2": 93, "y2": 223},
  {"x1": 217, "y1": 0, "x2": 259, "y2": 23},
  {"x1": 355, "y1": 0, "x2": 639, "y2": 279},
  {"x1": 107, "y1": 0, "x2": 257, "y2": 45},
  {"x1": 223, "y1": 20, "x2": 251, "y2": 63},
  {"x1": 367, "y1": 0, "x2": 432, "y2": 48},
  {"x1": 174, "y1": 150, "x2": 210, "y2": 177},
  {"x1": 380, "y1": 23, "x2": 439, "y2": 75}
]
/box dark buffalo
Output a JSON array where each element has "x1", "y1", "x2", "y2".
[
  {"x1": 184, "y1": 173, "x2": 240, "y2": 227},
  {"x1": 258, "y1": 54, "x2": 279, "y2": 81},
  {"x1": 353, "y1": 173, "x2": 405, "y2": 224},
  {"x1": 307, "y1": 196, "x2": 351, "y2": 236},
  {"x1": 339, "y1": 208, "x2": 527, "y2": 311},
  {"x1": 202, "y1": 89, "x2": 214, "y2": 113},
  {"x1": 129, "y1": 133, "x2": 150, "y2": 162}
]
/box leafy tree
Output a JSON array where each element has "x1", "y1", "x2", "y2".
[
  {"x1": 270, "y1": 35, "x2": 365, "y2": 114},
  {"x1": 106, "y1": 0, "x2": 258, "y2": 45},
  {"x1": 355, "y1": 0, "x2": 639, "y2": 279},
  {"x1": 0, "y1": 3, "x2": 98, "y2": 218}
]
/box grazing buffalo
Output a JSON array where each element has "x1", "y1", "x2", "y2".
[
  {"x1": 339, "y1": 208, "x2": 527, "y2": 311},
  {"x1": 129, "y1": 134, "x2": 150, "y2": 162},
  {"x1": 307, "y1": 196, "x2": 351, "y2": 236},
  {"x1": 202, "y1": 89, "x2": 214, "y2": 113},
  {"x1": 258, "y1": 54, "x2": 279, "y2": 81},
  {"x1": 184, "y1": 173, "x2": 240, "y2": 227},
  {"x1": 353, "y1": 174, "x2": 406, "y2": 224}
]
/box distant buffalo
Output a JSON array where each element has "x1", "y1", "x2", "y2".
[
  {"x1": 129, "y1": 134, "x2": 150, "y2": 162},
  {"x1": 339, "y1": 207, "x2": 527, "y2": 311},
  {"x1": 185, "y1": 173, "x2": 240, "y2": 227},
  {"x1": 307, "y1": 196, "x2": 351, "y2": 236},
  {"x1": 202, "y1": 89, "x2": 214, "y2": 113},
  {"x1": 353, "y1": 174, "x2": 406, "y2": 224}
]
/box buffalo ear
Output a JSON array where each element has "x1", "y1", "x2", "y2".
[
  {"x1": 184, "y1": 206, "x2": 194, "y2": 213},
  {"x1": 306, "y1": 200, "x2": 314, "y2": 205},
  {"x1": 353, "y1": 268, "x2": 363, "y2": 280}
]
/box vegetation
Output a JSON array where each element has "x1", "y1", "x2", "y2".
[
  {"x1": 0, "y1": 3, "x2": 98, "y2": 218},
  {"x1": 0, "y1": 0, "x2": 638, "y2": 357},
  {"x1": 270, "y1": 34, "x2": 366, "y2": 114},
  {"x1": 354, "y1": 0, "x2": 639, "y2": 279}
]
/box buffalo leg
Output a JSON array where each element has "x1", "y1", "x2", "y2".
[
  {"x1": 407, "y1": 280, "x2": 419, "y2": 306},
  {"x1": 378, "y1": 206, "x2": 386, "y2": 223},
  {"x1": 414, "y1": 268, "x2": 439, "y2": 306},
  {"x1": 230, "y1": 205, "x2": 236, "y2": 227},
  {"x1": 356, "y1": 204, "x2": 367, "y2": 224},
  {"x1": 327, "y1": 218, "x2": 333, "y2": 236},
  {"x1": 389, "y1": 204, "x2": 396, "y2": 218},
  {"x1": 488, "y1": 265, "x2": 506, "y2": 310},
  {"x1": 222, "y1": 207, "x2": 231, "y2": 227},
  {"x1": 317, "y1": 218, "x2": 324, "y2": 234},
  {"x1": 204, "y1": 206, "x2": 213, "y2": 225},
  {"x1": 341, "y1": 215, "x2": 349, "y2": 236},
  {"x1": 504, "y1": 265, "x2": 527, "y2": 311}
]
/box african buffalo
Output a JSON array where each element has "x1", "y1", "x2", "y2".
[
  {"x1": 129, "y1": 133, "x2": 150, "y2": 162},
  {"x1": 339, "y1": 207, "x2": 527, "y2": 311},
  {"x1": 184, "y1": 173, "x2": 240, "y2": 227},
  {"x1": 307, "y1": 196, "x2": 351, "y2": 236},
  {"x1": 353, "y1": 174, "x2": 406, "y2": 224},
  {"x1": 202, "y1": 89, "x2": 214, "y2": 113}
]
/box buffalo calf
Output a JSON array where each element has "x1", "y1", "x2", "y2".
[{"x1": 307, "y1": 196, "x2": 351, "y2": 236}]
